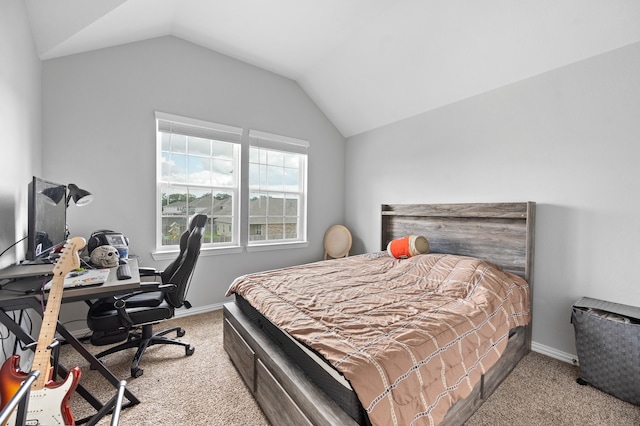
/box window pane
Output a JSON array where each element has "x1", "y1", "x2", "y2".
[
  {"x1": 249, "y1": 193, "x2": 266, "y2": 216},
  {"x1": 267, "y1": 219, "x2": 284, "y2": 240},
  {"x1": 164, "y1": 187, "x2": 199, "y2": 215},
  {"x1": 212, "y1": 191, "x2": 233, "y2": 243},
  {"x1": 161, "y1": 216, "x2": 188, "y2": 246},
  {"x1": 267, "y1": 195, "x2": 284, "y2": 216},
  {"x1": 188, "y1": 156, "x2": 212, "y2": 185},
  {"x1": 189, "y1": 136, "x2": 211, "y2": 156},
  {"x1": 161, "y1": 186, "x2": 189, "y2": 246},
  {"x1": 213, "y1": 141, "x2": 233, "y2": 159},
  {"x1": 249, "y1": 162, "x2": 268, "y2": 190},
  {"x1": 212, "y1": 158, "x2": 234, "y2": 186},
  {"x1": 248, "y1": 162, "x2": 260, "y2": 190},
  {"x1": 189, "y1": 188, "x2": 213, "y2": 213},
  {"x1": 284, "y1": 195, "x2": 298, "y2": 216},
  {"x1": 267, "y1": 150, "x2": 284, "y2": 167},
  {"x1": 284, "y1": 153, "x2": 299, "y2": 168},
  {"x1": 161, "y1": 133, "x2": 171, "y2": 151},
  {"x1": 170, "y1": 134, "x2": 187, "y2": 154},
  {"x1": 285, "y1": 195, "x2": 299, "y2": 239},
  {"x1": 249, "y1": 223, "x2": 265, "y2": 241},
  {"x1": 249, "y1": 146, "x2": 261, "y2": 163},
  {"x1": 259, "y1": 164, "x2": 268, "y2": 189},
  {"x1": 284, "y1": 167, "x2": 299, "y2": 191},
  {"x1": 285, "y1": 221, "x2": 298, "y2": 239},
  {"x1": 249, "y1": 193, "x2": 266, "y2": 241},
  {"x1": 168, "y1": 154, "x2": 187, "y2": 183},
  {"x1": 266, "y1": 166, "x2": 283, "y2": 191},
  {"x1": 161, "y1": 152, "x2": 171, "y2": 181}
]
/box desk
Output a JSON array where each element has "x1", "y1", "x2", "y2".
[
  {"x1": 0, "y1": 262, "x2": 55, "y2": 280},
  {"x1": 0, "y1": 260, "x2": 142, "y2": 424}
]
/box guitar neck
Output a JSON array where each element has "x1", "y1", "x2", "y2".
[
  {"x1": 29, "y1": 237, "x2": 85, "y2": 391},
  {"x1": 31, "y1": 275, "x2": 64, "y2": 390}
]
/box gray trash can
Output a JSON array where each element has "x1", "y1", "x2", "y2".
[{"x1": 571, "y1": 297, "x2": 640, "y2": 405}]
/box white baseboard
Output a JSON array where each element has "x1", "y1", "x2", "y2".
[
  {"x1": 174, "y1": 303, "x2": 223, "y2": 318},
  {"x1": 532, "y1": 340, "x2": 578, "y2": 365}
]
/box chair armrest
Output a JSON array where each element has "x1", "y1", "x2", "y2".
[
  {"x1": 115, "y1": 283, "x2": 176, "y2": 302},
  {"x1": 138, "y1": 267, "x2": 162, "y2": 277},
  {"x1": 110, "y1": 283, "x2": 177, "y2": 327}
]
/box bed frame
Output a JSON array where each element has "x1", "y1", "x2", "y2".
[{"x1": 223, "y1": 202, "x2": 535, "y2": 425}]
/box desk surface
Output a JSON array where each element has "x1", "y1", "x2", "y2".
[
  {"x1": 0, "y1": 262, "x2": 55, "y2": 279},
  {"x1": 0, "y1": 259, "x2": 141, "y2": 305}
]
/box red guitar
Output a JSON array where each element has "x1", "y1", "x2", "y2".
[{"x1": 0, "y1": 237, "x2": 85, "y2": 426}]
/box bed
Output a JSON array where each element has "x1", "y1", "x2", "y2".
[{"x1": 223, "y1": 202, "x2": 535, "y2": 425}]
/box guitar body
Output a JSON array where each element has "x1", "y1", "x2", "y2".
[{"x1": 1, "y1": 354, "x2": 81, "y2": 426}]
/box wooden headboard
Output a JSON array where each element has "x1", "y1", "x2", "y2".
[{"x1": 381, "y1": 202, "x2": 535, "y2": 283}]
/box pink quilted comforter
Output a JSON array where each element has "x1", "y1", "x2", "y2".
[{"x1": 226, "y1": 252, "x2": 530, "y2": 425}]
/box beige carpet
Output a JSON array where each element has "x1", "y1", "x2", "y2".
[{"x1": 59, "y1": 310, "x2": 640, "y2": 425}]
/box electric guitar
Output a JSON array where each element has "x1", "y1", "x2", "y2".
[{"x1": 0, "y1": 237, "x2": 85, "y2": 426}]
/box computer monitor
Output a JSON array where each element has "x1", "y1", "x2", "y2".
[{"x1": 26, "y1": 176, "x2": 67, "y2": 262}]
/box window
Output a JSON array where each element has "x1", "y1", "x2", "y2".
[
  {"x1": 156, "y1": 112, "x2": 242, "y2": 252},
  {"x1": 248, "y1": 130, "x2": 308, "y2": 246}
]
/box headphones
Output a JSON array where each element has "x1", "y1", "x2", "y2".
[{"x1": 87, "y1": 229, "x2": 129, "y2": 254}]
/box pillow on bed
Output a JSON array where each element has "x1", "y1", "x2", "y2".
[{"x1": 387, "y1": 235, "x2": 429, "y2": 259}]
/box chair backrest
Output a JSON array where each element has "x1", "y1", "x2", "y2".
[
  {"x1": 162, "y1": 214, "x2": 207, "y2": 308},
  {"x1": 323, "y1": 224, "x2": 352, "y2": 260},
  {"x1": 161, "y1": 214, "x2": 205, "y2": 281}
]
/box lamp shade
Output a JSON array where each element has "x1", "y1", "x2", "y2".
[
  {"x1": 40, "y1": 185, "x2": 67, "y2": 205},
  {"x1": 67, "y1": 183, "x2": 93, "y2": 207}
]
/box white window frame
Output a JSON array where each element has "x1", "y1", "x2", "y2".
[
  {"x1": 246, "y1": 129, "x2": 309, "y2": 251},
  {"x1": 153, "y1": 112, "x2": 243, "y2": 259}
]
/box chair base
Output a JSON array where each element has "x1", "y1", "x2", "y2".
[{"x1": 93, "y1": 324, "x2": 195, "y2": 378}]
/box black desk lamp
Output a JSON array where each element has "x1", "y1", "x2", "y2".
[{"x1": 66, "y1": 184, "x2": 93, "y2": 207}]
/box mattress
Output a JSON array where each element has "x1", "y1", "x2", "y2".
[{"x1": 227, "y1": 252, "x2": 530, "y2": 425}]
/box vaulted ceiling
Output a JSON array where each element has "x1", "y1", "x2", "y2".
[{"x1": 24, "y1": 0, "x2": 640, "y2": 137}]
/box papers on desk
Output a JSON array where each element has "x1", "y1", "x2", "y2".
[{"x1": 44, "y1": 268, "x2": 110, "y2": 290}]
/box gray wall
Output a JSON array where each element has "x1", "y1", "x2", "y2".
[
  {"x1": 0, "y1": 0, "x2": 42, "y2": 269},
  {"x1": 40, "y1": 36, "x2": 345, "y2": 324},
  {"x1": 345, "y1": 41, "x2": 640, "y2": 358},
  {"x1": 0, "y1": 0, "x2": 42, "y2": 364}
]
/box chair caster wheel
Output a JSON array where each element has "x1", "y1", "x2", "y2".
[
  {"x1": 186, "y1": 345, "x2": 195, "y2": 356},
  {"x1": 177, "y1": 328, "x2": 186, "y2": 338},
  {"x1": 131, "y1": 367, "x2": 144, "y2": 378}
]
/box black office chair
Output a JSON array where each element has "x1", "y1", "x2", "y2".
[{"x1": 86, "y1": 214, "x2": 207, "y2": 378}]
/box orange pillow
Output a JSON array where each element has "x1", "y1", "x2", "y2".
[{"x1": 387, "y1": 235, "x2": 430, "y2": 259}]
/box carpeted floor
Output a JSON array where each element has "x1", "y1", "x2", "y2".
[{"x1": 58, "y1": 310, "x2": 640, "y2": 425}]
